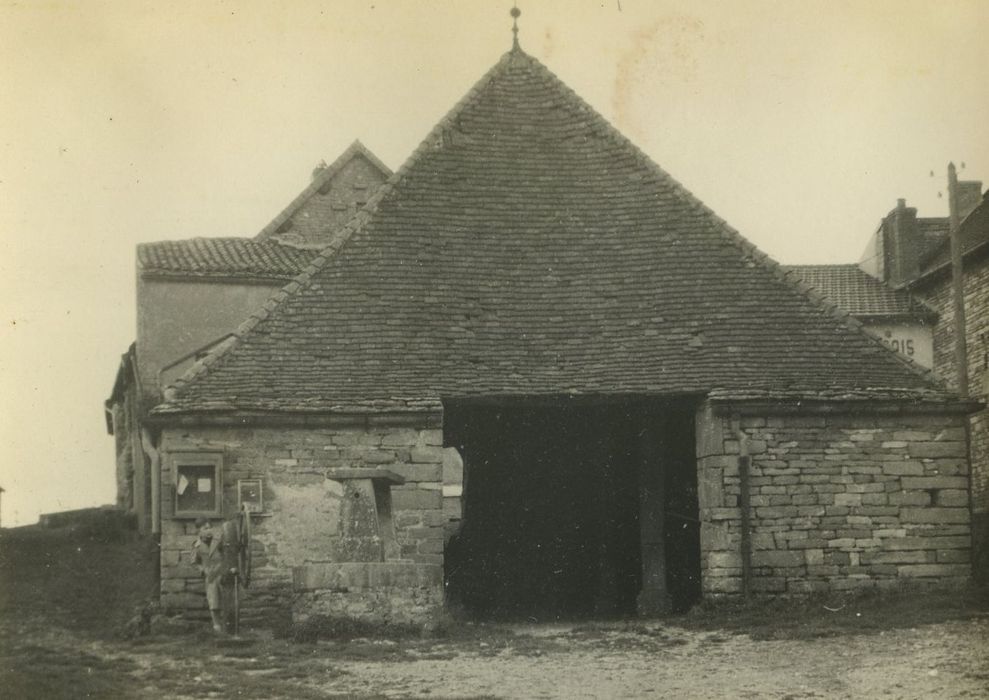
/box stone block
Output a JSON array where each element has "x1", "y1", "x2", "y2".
[
  {"x1": 888, "y1": 491, "x2": 931, "y2": 507},
  {"x1": 935, "y1": 490, "x2": 969, "y2": 507},
  {"x1": 893, "y1": 431, "x2": 931, "y2": 441},
  {"x1": 882, "y1": 461, "x2": 924, "y2": 476},
  {"x1": 900, "y1": 507, "x2": 970, "y2": 524},
  {"x1": 804, "y1": 549, "x2": 824, "y2": 566},
  {"x1": 834, "y1": 493, "x2": 862, "y2": 507},
  {"x1": 936, "y1": 549, "x2": 971, "y2": 563},
  {"x1": 897, "y1": 564, "x2": 970, "y2": 578},
  {"x1": 162, "y1": 564, "x2": 200, "y2": 580},
  {"x1": 787, "y1": 579, "x2": 830, "y2": 594},
  {"x1": 421, "y1": 429, "x2": 444, "y2": 446},
  {"x1": 392, "y1": 489, "x2": 442, "y2": 511},
  {"x1": 703, "y1": 576, "x2": 743, "y2": 594},
  {"x1": 751, "y1": 551, "x2": 803, "y2": 568},
  {"x1": 706, "y1": 507, "x2": 741, "y2": 521},
  {"x1": 901, "y1": 476, "x2": 969, "y2": 490},
  {"x1": 363, "y1": 450, "x2": 397, "y2": 465},
  {"x1": 750, "y1": 577, "x2": 786, "y2": 592},
  {"x1": 396, "y1": 464, "x2": 442, "y2": 482},
  {"x1": 861, "y1": 492, "x2": 888, "y2": 506},
  {"x1": 381, "y1": 431, "x2": 419, "y2": 447},
  {"x1": 410, "y1": 447, "x2": 442, "y2": 464},
  {"x1": 860, "y1": 550, "x2": 928, "y2": 565},
  {"x1": 883, "y1": 536, "x2": 969, "y2": 551},
  {"x1": 909, "y1": 442, "x2": 966, "y2": 459},
  {"x1": 708, "y1": 551, "x2": 743, "y2": 568},
  {"x1": 754, "y1": 506, "x2": 798, "y2": 519},
  {"x1": 160, "y1": 579, "x2": 187, "y2": 594},
  {"x1": 700, "y1": 521, "x2": 730, "y2": 551}
]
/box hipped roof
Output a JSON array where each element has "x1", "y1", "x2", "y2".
[{"x1": 154, "y1": 49, "x2": 946, "y2": 416}]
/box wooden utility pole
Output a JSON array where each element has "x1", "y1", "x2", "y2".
[{"x1": 947, "y1": 162, "x2": 969, "y2": 397}]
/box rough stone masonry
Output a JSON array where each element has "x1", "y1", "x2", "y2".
[{"x1": 697, "y1": 404, "x2": 971, "y2": 595}]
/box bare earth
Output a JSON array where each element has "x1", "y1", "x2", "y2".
[{"x1": 2, "y1": 615, "x2": 987, "y2": 699}]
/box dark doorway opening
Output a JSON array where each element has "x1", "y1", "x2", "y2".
[{"x1": 443, "y1": 398, "x2": 701, "y2": 620}]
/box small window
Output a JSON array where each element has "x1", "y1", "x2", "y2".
[
  {"x1": 171, "y1": 452, "x2": 223, "y2": 518},
  {"x1": 238, "y1": 479, "x2": 264, "y2": 513}
]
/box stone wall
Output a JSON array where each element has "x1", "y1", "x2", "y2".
[
  {"x1": 917, "y1": 254, "x2": 988, "y2": 578},
  {"x1": 696, "y1": 404, "x2": 972, "y2": 595},
  {"x1": 156, "y1": 419, "x2": 445, "y2": 626}
]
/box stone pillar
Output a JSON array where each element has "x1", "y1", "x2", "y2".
[
  {"x1": 637, "y1": 424, "x2": 670, "y2": 615},
  {"x1": 327, "y1": 468, "x2": 404, "y2": 562}
]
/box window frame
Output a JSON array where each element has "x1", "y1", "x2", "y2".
[{"x1": 169, "y1": 451, "x2": 224, "y2": 519}]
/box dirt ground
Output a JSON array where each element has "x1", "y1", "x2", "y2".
[
  {"x1": 1, "y1": 609, "x2": 988, "y2": 699},
  {"x1": 2, "y1": 523, "x2": 988, "y2": 699}
]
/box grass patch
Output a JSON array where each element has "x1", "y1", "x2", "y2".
[
  {"x1": 677, "y1": 584, "x2": 989, "y2": 640},
  {"x1": 0, "y1": 523, "x2": 159, "y2": 638}
]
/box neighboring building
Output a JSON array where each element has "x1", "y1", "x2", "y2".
[
  {"x1": 786, "y1": 264, "x2": 937, "y2": 368},
  {"x1": 105, "y1": 141, "x2": 392, "y2": 533},
  {"x1": 801, "y1": 177, "x2": 988, "y2": 580},
  {"x1": 130, "y1": 44, "x2": 979, "y2": 627},
  {"x1": 906, "y1": 189, "x2": 989, "y2": 579}
]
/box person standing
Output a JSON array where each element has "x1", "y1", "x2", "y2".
[{"x1": 191, "y1": 517, "x2": 236, "y2": 634}]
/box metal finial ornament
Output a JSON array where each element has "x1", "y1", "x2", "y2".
[{"x1": 511, "y1": 4, "x2": 521, "y2": 51}]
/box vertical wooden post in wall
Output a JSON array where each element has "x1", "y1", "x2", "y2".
[
  {"x1": 947, "y1": 162, "x2": 969, "y2": 397},
  {"x1": 738, "y1": 454, "x2": 752, "y2": 599},
  {"x1": 637, "y1": 420, "x2": 670, "y2": 616}
]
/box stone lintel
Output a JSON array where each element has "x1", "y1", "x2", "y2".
[{"x1": 326, "y1": 468, "x2": 405, "y2": 485}]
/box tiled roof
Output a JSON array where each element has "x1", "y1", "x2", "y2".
[
  {"x1": 785, "y1": 264, "x2": 936, "y2": 319},
  {"x1": 138, "y1": 238, "x2": 319, "y2": 280},
  {"x1": 154, "y1": 49, "x2": 945, "y2": 415},
  {"x1": 918, "y1": 195, "x2": 989, "y2": 275},
  {"x1": 139, "y1": 141, "x2": 391, "y2": 279},
  {"x1": 255, "y1": 140, "x2": 392, "y2": 247}
]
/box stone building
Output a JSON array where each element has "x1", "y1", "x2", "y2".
[
  {"x1": 799, "y1": 177, "x2": 989, "y2": 579},
  {"x1": 105, "y1": 141, "x2": 392, "y2": 533},
  {"x1": 126, "y1": 45, "x2": 984, "y2": 626}
]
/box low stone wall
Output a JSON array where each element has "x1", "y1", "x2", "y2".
[
  {"x1": 293, "y1": 562, "x2": 443, "y2": 624},
  {"x1": 156, "y1": 418, "x2": 445, "y2": 626},
  {"x1": 696, "y1": 403, "x2": 972, "y2": 595}
]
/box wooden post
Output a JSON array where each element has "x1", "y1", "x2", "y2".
[{"x1": 948, "y1": 162, "x2": 969, "y2": 397}]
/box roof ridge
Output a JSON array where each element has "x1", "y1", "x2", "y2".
[
  {"x1": 519, "y1": 55, "x2": 943, "y2": 392},
  {"x1": 254, "y1": 139, "x2": 393, "y2": 242},
  {"x1": 159, "y1": 51, "x2": 524, "y2": 409}
]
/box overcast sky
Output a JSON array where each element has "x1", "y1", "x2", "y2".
[{"x1": 1, "y1": 0, "x2": 987, "y2": 527}]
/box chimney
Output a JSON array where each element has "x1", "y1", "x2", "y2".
[
  {"x1": 881, "y1": 197, "x2": 921, "y2": 286},
  {"x1": 955, "y1": 180, "x2": 983, "y2": 221}
]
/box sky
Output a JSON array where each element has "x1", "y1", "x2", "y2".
[{"x1": 1, "y1": 0, "x2": 987, "y2": 527}]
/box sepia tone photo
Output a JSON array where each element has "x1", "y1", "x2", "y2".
[{"x1": 1, "y1": 1, "x2": 987, "y2": 697}]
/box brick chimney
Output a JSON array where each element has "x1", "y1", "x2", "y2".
[
  {"x1": 881, "y1": 198, "x2": 922, "y2": 286},
  {"x1": 956, "y1": 180, "x2": 983, "y2": 221}
]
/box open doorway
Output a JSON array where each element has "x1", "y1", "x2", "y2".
[{"x1": 443, "y1": 397, "x2": 701, "y2": 620}]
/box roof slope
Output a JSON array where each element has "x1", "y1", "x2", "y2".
[
  {"x1": 786, "y1": 264, "x2": 936, "y2": 319},
  {"x1": 156, "y1": 49, "x2": 944, "y2": 415},
  {"x1": 138, "y1": 238, "x2": 319, "y2": 280}
]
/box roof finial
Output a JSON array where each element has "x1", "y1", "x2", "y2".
[{"x1": 510, "y1": 3, "x2": 521, "y2": 51}]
